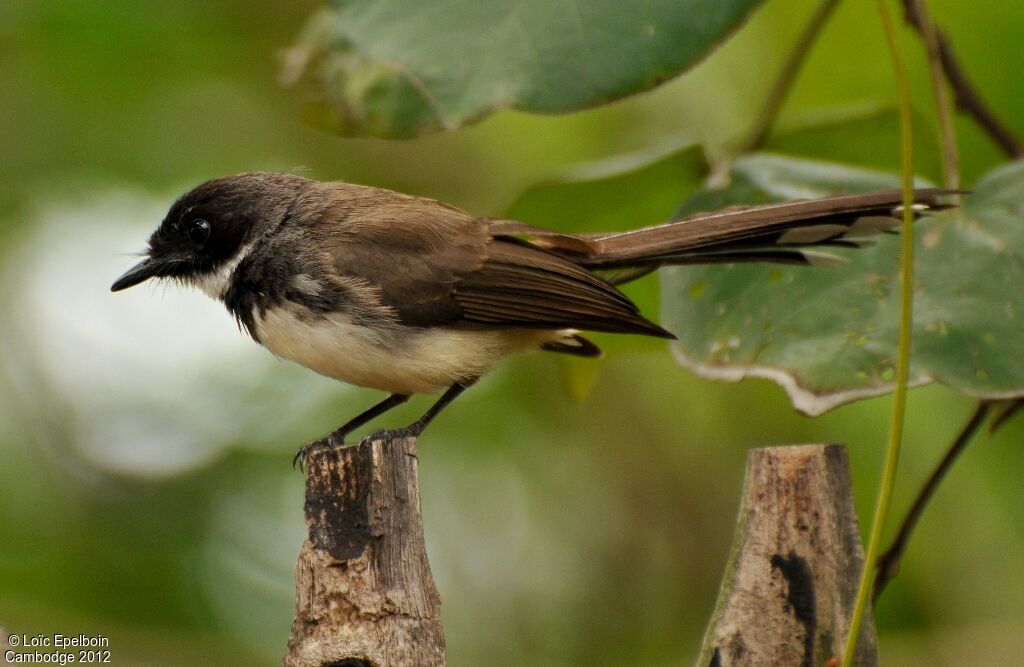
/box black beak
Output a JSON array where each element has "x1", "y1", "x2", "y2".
[{"x1": 111, "y1": 255, "x2": 182, "y2": 292}]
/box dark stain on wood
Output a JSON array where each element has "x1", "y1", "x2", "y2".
[
  {"x1": 305, "y1": 444, "x2": 373, "y2": 560},
  {"x1": 771, "y1": 550, "x2": 816, "y2": 667}
]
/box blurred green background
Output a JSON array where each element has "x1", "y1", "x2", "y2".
[{"x1": 1, "y1": 0, "x2": 1022, "y2": 665}]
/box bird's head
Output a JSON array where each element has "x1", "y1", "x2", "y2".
[{"x1": 111, "y1": 172, "x2": 309, "y2": 296}]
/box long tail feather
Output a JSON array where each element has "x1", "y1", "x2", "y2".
[{"x1": 576, "y1": 188, "x2": 956, "y2": 271}]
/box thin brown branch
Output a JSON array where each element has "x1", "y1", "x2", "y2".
[
  {"x1": 900, "y1": 0, "x2": 1023, "y2": 158},
  {"x1": 907, "y1": 0, "x2": 960, "y2": 190},
  {"x1": 735, "y1": 0, "x2": 843, "y2": 154},
  {"x1": 873, "y1": 400, "x2": 993, "y2": 603},
  {"x1": 990, "y1": 398, "x2": 1024, "y2": 434}
]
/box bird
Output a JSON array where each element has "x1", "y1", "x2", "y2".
[{"x1": 111, "y1": 172, "x2": 949, "y2": 466}]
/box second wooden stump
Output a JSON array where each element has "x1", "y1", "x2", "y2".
[{"x1": 698, "y1": 444, "x2": 878, "y2": 667}]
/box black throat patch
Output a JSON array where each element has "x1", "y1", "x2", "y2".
[{"x1": 223, "y1": 232, "x2": 359, "y2": 342}]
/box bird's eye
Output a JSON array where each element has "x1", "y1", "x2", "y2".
[{"x1": 187, "y1": 218, "x2": 210, "y2": 244}]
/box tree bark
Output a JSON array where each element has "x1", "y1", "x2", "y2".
[
  {"x1": 284, "y1": 436, "x2": 445, "y2": 667},
  {"x1": 697, "y1": 444, "x2": 878, "y2": 667}
]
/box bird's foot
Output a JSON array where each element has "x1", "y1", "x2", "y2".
[
  {"x1": 359, "y1": 424, "x2": 423, "y2": 447},
  {"x1": 295, "y1": 425, "x2": 422, "y2": 469},
  {"x1": 292, "y1": 432, "x2": 345, "y2": 471}
]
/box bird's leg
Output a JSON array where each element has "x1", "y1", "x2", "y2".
[
  {"x1": 361, "y1": 378, "x2": 478, "y2": 446},
  {"x1": 293, "y1": 392, "x2": 410, "y2": 469}
]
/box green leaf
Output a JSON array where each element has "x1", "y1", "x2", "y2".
[
  {"x1": 506, "y1": 136, "x2": 707, "y2": 233},
  {"x1": 661, "y1": 155, "x2": 1024, "y2": 415},
  {"x1": 765, "y1": 103, "x2": 942, "y2": 184},
  {"x1": 283, "y1": 0, "x2": 765, "y2": 137}
]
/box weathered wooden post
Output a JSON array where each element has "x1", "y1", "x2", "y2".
[
  {"x1": 698, "y1": 444, "x2": 878, "y2": 667},
  {"x1": 284, "y1": 439, "x2": 875, "y2": 666},
  {"x1": 284, "y1": 436, "x2": 445, "y2": 667}
]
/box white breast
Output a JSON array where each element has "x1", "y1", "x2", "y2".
[{"x1": 253, "y1": 305, "x2": 558, "y2": 395}]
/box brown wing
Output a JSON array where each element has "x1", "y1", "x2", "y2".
[
  {"x1": 453, "y1": 237, "x2": 671, "y2": 337},
  {"x1": 316, "y1": 183, "x2": 671, "y2": 338}
]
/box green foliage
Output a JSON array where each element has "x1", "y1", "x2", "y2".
[
  {"x1": 765, "y1": 103, "x2": 942, "y2": 182},
  {"x1": 284, "y1": 0, "x2": 764, "y2": 137},
  {"x1": 502, "y1": 105, "x2": 1024, "y2": 413},
  {"x1": 3, "y1": 0, "x2": 1024, "y2": 665},
  {"x1": 504, "y1": 138, "x2": 707, "y2": 235},
  {"x1": 661, "y1": 156, "x2": 1024, "y2": 414}
]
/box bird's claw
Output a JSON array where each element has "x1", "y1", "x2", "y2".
[
  {"x1": 359, "y1": 425, "x2": 422, "y2": 446},
  {"x1": 294, "y1": 425, "x2": 422, "y2": 470},
  {"x1": 292, "y1": 434, "x2": 343, "y2": 471}
]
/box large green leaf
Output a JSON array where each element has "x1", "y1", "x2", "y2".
[
  {"x1": 282, "y1": 0, "x2": 764, "y2": 137},
  {"x1": 765, "y1": 103, "x2": 942, "y2": 184},
  {"x1": 505, "y1": 136, "x2": 707, "y2": 233},
  {"x1": 661, "y1": 155, "x2": 1024, "y2": 415}
]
